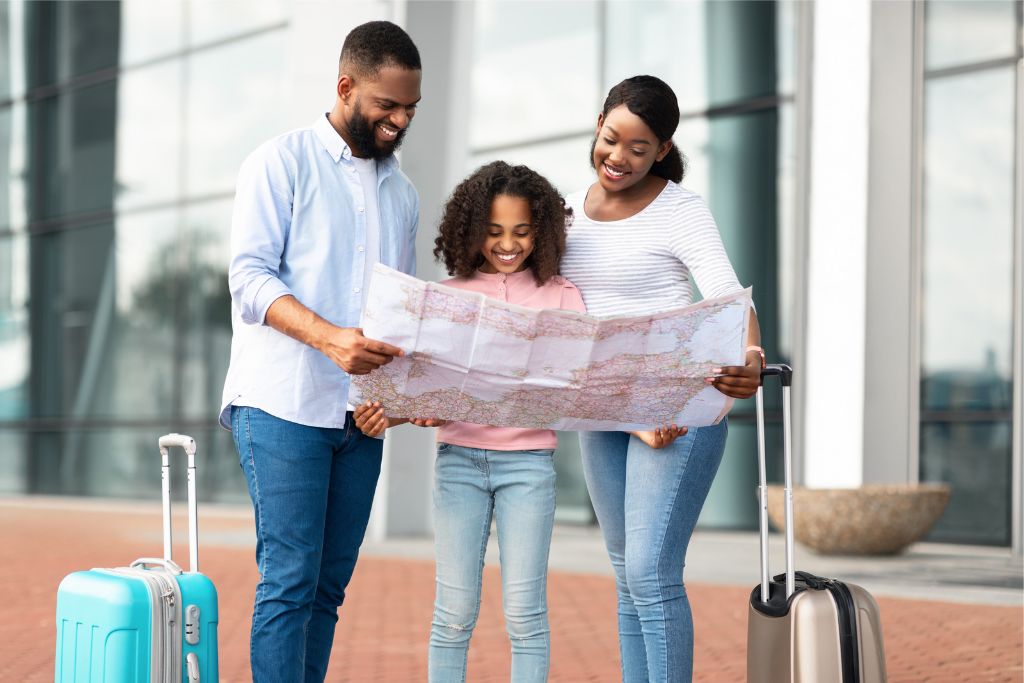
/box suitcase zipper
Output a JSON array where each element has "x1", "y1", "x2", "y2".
[
  {"x1": 824, "y1": 579, "x2": 861, "y2": 683},
  {"x1": 99, "y1": 567, "x2": 183, "y2": 683}
]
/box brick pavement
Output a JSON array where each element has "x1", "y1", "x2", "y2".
[{"x1": 2, "y1": 503, "x2": 1021, "y2": 682}]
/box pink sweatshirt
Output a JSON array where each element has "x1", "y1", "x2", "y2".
[{"x1": 437, "y1": 269, "x2": 587, "y2": 451}]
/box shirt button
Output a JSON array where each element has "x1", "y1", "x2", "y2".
[
  {"x1": 357, "y1": 245, "x2": 365, "y2": 252},
  {"x1": 354, "y1": 287, "x2": 361, "y2": 294},
  {"x1": 358, "y1": 207, "x2": 364, "y2": 213}
]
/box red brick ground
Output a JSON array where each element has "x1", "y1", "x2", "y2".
[{"x1": 3, "y1": 504, "x2": 1021, "y2": 682}]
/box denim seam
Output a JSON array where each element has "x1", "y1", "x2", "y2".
[
  {"x1": 466, "y1": 482, "x2": 493, "y2": 683},
  {"x1": 244, "y1": 408, "x2": 269, "y2": 649},
  {"x1": 652, "y1": 431, "x2": 697, "y2": 682}
]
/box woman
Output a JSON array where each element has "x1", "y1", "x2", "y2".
[{"x1": 560, "y1": 75, "x2": 763, "y2": 682}]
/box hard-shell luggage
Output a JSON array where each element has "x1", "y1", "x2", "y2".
[
  {"x1": 746, "y1": 365, "x2": 887, "y2": 683},
  {"x1": 55, "y1": 434, "x2": 219, "y2": 683}
]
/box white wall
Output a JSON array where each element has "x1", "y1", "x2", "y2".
[{"x1": 803, "y1": 0, "x2": 872, "y2": 488}]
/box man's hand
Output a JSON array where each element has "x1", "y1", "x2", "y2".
[
  {"x1": 318, "y1": 327, "x2": 404, "y2": 375},
  {"x1": 632, "y1": 425, "x2": 687, "y2": 449},
  {"x1": 354, "y1": 401, "x2": 391, "y2": 437},
  {"x1": 264, "y1": 296, "x2": 404, "y2": 375}
]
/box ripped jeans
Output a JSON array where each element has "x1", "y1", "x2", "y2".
[{"x1": 428, "y1": 443, "x2": 557, "y2": 683}]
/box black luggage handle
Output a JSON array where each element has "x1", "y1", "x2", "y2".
[{"x1": 761, "y1": 363, "x2": 793, "y2": 386}]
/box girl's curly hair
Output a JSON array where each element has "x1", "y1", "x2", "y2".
[{"x1": 433, "y1": 161, "x2": 572, "y2": 285}]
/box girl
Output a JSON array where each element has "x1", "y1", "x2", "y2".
[
  {"x1": 354, "y1": 161, "x2": 585, "y2": 683},
  {"x1": 559, "y1": 75, "x2": 763, "y2": 683}
]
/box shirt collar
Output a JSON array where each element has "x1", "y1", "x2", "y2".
[{"x1": 313, "y1": 113, "x2": 400, "y2": 173}]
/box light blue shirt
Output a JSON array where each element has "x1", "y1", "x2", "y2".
[{"x1": 219, "y1": 114, "x2": 418, "y2": 429}]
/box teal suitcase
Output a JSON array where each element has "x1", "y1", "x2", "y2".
[{"x1": 55, "y1": 434, "x2": 220, "y2": 682}]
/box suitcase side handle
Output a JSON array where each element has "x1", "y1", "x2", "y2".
[
  {"x1": 131, "y1": 557, "x2": 184, "y2": 575},
  {"x1": 159, "y1": 433, "x2": 200, "y2": 574},
  {"x1": 756, "y1": 364, "x2": 795, "y2": 602}
]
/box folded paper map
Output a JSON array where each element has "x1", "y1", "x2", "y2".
[{"x1": 350, "y1": 264, "x2": 751, "y2": 431}]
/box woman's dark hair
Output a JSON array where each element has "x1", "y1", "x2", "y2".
[
  {"x1": 433, "y1": 161, "x2": 572, "y2": 285},
  {"x1": 593, "y1": 75, "x2": 686, "y2": 183}
]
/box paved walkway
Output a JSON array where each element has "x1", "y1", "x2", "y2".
[{"x1": 3, "y1": 497, "x2": 1021, "y2": 682}]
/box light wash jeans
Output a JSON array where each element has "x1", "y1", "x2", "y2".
[
  {"x1": 231, "y1": 406, "x2": 383, "y2": 683},
  {"x1": 428, "y1": 443, "x2": 557, "y2": 683},
  {"x1": 580, "y1": 421, "x2": 728, "y2": 683}
]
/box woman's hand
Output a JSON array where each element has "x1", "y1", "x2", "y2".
[
  {"x1": 708, "y1": 350, "x2": 762, "y2": 400},
  {"x1": 409, "y1": 417, "x2": 448, "y2": 428},
  {"x1": 631, "y1": 425, "x2": 687, "y2": 449},
  {"x1": 354, "y1": 401, "x2": 391, "y2": 437}
]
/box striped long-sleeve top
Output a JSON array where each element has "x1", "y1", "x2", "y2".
[{"x1": 561, "y1": 181, "x2": 744, "y2": 318}]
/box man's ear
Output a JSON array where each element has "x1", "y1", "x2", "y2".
[
  {"x1": 656, "y1": 139, "x2": 673, "y2": 162},
  {"x1": 337, "y1": 74, "x2": 355, "y2": 102}
]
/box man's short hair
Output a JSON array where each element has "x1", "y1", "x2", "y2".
[{"x1": 339, "y1": 21, "x2": 421, "y2": 79}]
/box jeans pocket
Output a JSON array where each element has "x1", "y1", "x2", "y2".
[{"x1": 437, "y1": 442, "x2": 452, "y2": 455}]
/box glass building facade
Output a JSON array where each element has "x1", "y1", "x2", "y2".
[
  {"x1": 917, "y1": 0, "x2": 1022, "y2": 545},
  {"x1": 0, "y1": 0, "x2": 1021, "y2": 548},
  {"x1": 0, "y1": 1, "x2": 292, "y2": 502}
]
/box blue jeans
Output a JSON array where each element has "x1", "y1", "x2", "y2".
[
  {"x1": 428, "y1": 443, "x2": 557, "y2": 683},
  {"x1": 580, "y1": 422, "x2": 728, "y2": 683},
  {"x1": 231, "y1": 406, "x2": 383, "y2": 683}
]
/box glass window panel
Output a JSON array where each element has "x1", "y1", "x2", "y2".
[
  {"x1": 605, "y1": 0, "x2": 780, "y2": 114},
  {"x1": 0, "y1": 1, "x2": 28, "y2": 101},
  {"x1": 188, "y1": 0, "x2": 286, "y2": 47},
  {"x1": 470, "y1": 1, "x2": 600, "y2": 150},
  {"x1": 23, "y1": 426, "x2": 247, "y2": 502},
  {"x1": 921, "y1": 68, "x2": 1015, "y2": 410},
  {"x1": 0, "y1": 234, "x2": 29, "y2": 421},
  {"x1": 925, "y1": 0, "x2": 1018, "y2": 71},
  {"x1": 25, "y1": 1, "x2": 120, "y2": 90},
  {"x1": 119, "y1": 0, "x2": 184, "y2": 67},
  {"x1": 553, "y1": 431, "x2": 593, "y2": 524},
  {"x1": 27, "y1": 81, "x2": 118, "y2": 222},
  {"x1": 180, "y1": 201, "x2": 232, "y2": 420},
  {"x1": 468, "y1": 134, "x2": 595, "y2": 196},
  {"x1": 29, "y1": 214, "x2": 179, "y2": 420},
  {"x1": 185, "y1": 30, "x2": 288, "y2": 198},
  {"x1": 115, "y1": 62, "x2": 182, "y2": 211},
  {"x1": 0, "y1": 102, "x2": 29, "y2": 232},
  {"x1": 0, "y1": 430, "x2": 27, "y2": 493},
  {"x1": 776, "y1": 1, "x2": 798, "y2": 98},
  {"x1": 921, "y1": 420, "x2": 1012, "y2": 545},
  {"x1": 683, "y1": 111, "x2": 779, "y2": 324}
]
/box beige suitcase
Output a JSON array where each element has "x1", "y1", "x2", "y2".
[{"x1": 746, "y1": 365, "x2": 887, "y2": 682}]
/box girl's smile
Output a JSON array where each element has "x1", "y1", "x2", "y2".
[{"x1": 478, "y1": 194, "x2": 535, "y2": 275}]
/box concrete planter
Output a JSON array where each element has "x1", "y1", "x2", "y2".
[{"x1": 765, "y1": 484, "x2": 952, "y2": 555}]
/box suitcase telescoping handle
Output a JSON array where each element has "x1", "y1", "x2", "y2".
[
  {"x1": 756, "y1": 364, "x2": 795, "y2": 602},
  {"x1": 158, "y1": 433, "x2": 199, "y2": 573}
]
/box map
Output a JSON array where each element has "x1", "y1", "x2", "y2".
[{"x1": 350, "y1": 264, "x2": 752, "y2": 431}]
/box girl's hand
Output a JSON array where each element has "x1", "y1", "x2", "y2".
[
  {"x1": 632, "y1": 425, "x2": 687, "y2": 449},
  {"x1": 354, "y1": 401, "x2": 391, "y2": 437},
  {"x1": 409, "y1": 417, "x2": 448, "y2": 428},
  {"x1": 708, "y1": 350, "x2": 762, "y2": 399}
]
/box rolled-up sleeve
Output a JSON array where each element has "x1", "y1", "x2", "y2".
[{"x1": 228, "y1": 144, "x2": 296, "y2": 325}]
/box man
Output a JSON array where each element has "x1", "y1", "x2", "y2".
[{"x1": 219, "y1": 21, "x2": 422, "y2": 682}]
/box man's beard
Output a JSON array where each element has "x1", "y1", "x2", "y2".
[{"x1": 347, "y1": 101, "x2": 408, "y2": 160}]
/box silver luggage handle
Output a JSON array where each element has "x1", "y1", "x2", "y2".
[
  {"x1": 756, "y1": 365, "x2": 795, "y2": 602},
  {"x1": 158, "y1": 433, "x2": 200, "y2": 573},
  {"x1": 130, "y1": 557, "x2": 185, "y2": 575}
]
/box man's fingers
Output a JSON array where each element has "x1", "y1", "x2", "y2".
[{"x1": 361, "y1": 337, "x2": 405, "y2": 358}]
